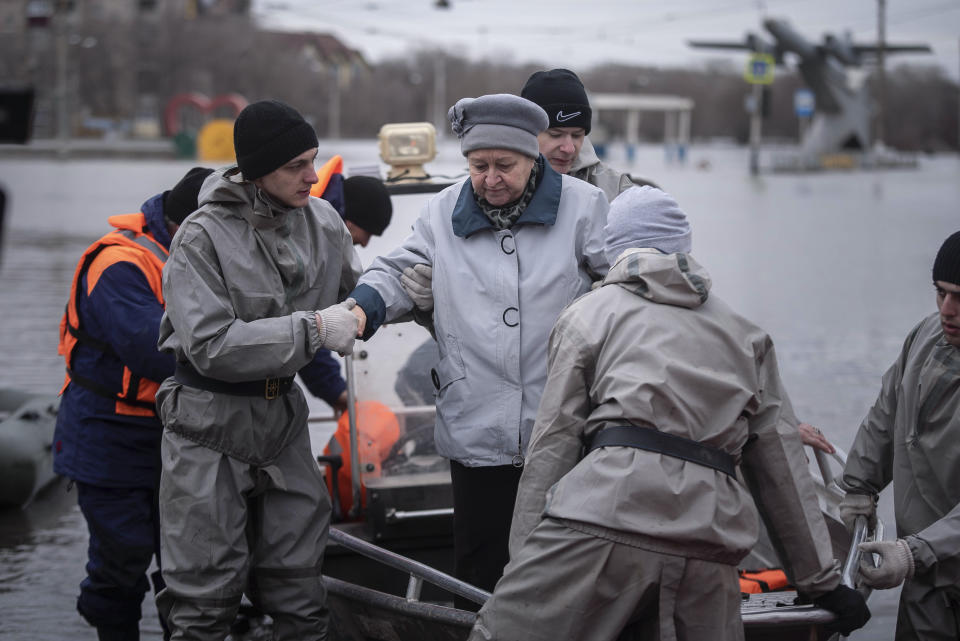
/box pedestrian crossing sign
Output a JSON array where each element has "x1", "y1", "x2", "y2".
[{"x1": 744, "y1": 53, "x2": 776, "y2": 85}]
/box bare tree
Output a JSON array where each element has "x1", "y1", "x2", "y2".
[{"x1": 7, "y1": 10, "x2": 958, "y2": 151}]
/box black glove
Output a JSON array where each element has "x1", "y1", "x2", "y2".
[{"x1": 813, "y1": 584, "x2": 871, "y2": 635}]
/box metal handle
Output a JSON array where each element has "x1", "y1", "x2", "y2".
[
  {"x1": 344, "y1": 354, "x2": 362, "y2": 520},
  {"x1": 813, "y1": 447, "x2": 835, "y2": 488},
  {"x1": 385, "y1": 507, "x2": 454, "y2": 523},
  {"x1": 330, "y1": 526, "x2": 491, "y2": 605},
  {"x1": 841, "y1": 515, "x2": 869, "y2": 588}
]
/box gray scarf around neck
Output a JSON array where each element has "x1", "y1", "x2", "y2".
[{"x1": 476, "y1": 157, "x2": 542, "y2": 230}]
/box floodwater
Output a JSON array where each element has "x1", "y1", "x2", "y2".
[{"x1": 0, "y1": 141, "x2": 957, "y2": 640}]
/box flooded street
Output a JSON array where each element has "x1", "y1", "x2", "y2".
[{"x1": 0, "y1": 142, "x2": 957, "y2": 639}]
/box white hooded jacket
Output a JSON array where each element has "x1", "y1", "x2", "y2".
[{"x1": 511, "y1": 249, "x2": 840, "y2": 595}]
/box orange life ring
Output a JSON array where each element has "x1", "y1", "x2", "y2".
[{"x1": 323, "y1": 400, "x2": 400, "y2": 519}]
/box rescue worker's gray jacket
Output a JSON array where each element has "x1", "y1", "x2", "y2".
[
  {"x1": 351, "y1": 160, "x2": 609, "y2": 467},
  {"x1": 510, "y1": 248, "x2": 840, "y2": 595},
  {"x1": 842, "y1": 313, "x2": 960, "y2": 598},
  {"x1": 570, "y1": 138, "x2": 656, "y2": 201},
  {"x1": 157, "y1": 167, "x2": 362, "y2": 464}
]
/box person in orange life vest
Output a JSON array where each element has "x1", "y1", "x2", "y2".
[
  {"x1": 53, "y1": 166, "x2": 213, "y2": 641},
  {"x1": 300, "y1": 165, "x2": 393, "y2": 413}
]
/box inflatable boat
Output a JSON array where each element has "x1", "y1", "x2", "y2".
[{"x1": 0, "y1": 388, "x2": 60, "y2": 508}]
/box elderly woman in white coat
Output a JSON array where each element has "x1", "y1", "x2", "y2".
[{"x1": 349, "y1": 93, "x2": 609, "y2": 604}]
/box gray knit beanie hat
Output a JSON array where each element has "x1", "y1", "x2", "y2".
[
  {"x1": 448, "y1": 94, "x2": 548, "y2": 158},
  {"x1": 604, "y1": 186, "x2": 692, "y2": 264}
]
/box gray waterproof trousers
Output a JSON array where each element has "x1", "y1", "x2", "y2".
[
  {"x1": 468, "y1": 518, "x2": 743, "y2": 641},
  {"x1": 156, "y1": 427, "x2": 330, "y2": 641},
  {"x1": 897, "y1": 579, "x2": 960, "y2": 641}
]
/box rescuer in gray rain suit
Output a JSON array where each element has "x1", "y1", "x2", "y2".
[
  {"x1": 840, "y1": 229, "x2": 960, "y2": 641},
  {"x1": 469, "y1": 186, "x2": 870, "y2": 641},
  {"x1": 155, "y1": 99, "x2": 362, "y2": 641}
]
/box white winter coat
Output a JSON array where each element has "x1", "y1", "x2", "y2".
[{"x1": 352, "y1": 158, "x2": 609, "y2": 466}]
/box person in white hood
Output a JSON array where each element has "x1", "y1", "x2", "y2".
[{"x1": 468, "y1": 186, "x2": 870, "y2": 641}]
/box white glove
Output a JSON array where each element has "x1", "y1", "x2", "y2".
[
  {"x1": 858, "y1": 539, "x2": 915, "y2": 589},
  {"x1": 400, "y1": 264, "x2": 433, "y2": 312},
  {"x1": 839, "y1": 492, "x2": 877, "y2": 532},
  {"x1": 316, "y1": 298, "x2": 359, "y2": 356}
]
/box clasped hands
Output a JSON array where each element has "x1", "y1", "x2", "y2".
[
  {"x1": 314, "y1": 298, "x2": 367, "y2": 356},
  {"x1": 313, "y1": 262, "x2": 430, "y2": 356}
]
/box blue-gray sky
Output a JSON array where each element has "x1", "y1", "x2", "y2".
[{"x1": 253, "y1": 0, "x2": 959, "y2": 80}]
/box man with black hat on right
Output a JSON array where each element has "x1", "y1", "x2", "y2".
[
  {"x1": 521, "y1": 68, "x2": 655, "y2": 202},
  {"x1": 838, "y1": 230, "x2": 960, "y2": 641},
  {"x1": 155, "y1": 99, "x2": 362, "y2": 640}
]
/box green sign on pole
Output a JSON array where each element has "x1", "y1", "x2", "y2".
[{"x1": 744, "y1": 53, "x2": 775, "y2": 85}]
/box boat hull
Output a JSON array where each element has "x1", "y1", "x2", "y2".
[{"x1": 0, "y1": 389, "x2": 59, "y2": 508}]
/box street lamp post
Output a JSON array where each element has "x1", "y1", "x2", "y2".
[
  {"x1": 876, "y1": 0, "x2": 887, "y2": 149},
  {"x1": 55, "y1": 0, "x2": 69, "y2": 156}
]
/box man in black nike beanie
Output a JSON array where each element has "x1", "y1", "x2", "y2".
[
  {"x1": 521, "y1": 68, "x2": 592, "y2": 134},
  {"x1": 521, "y1": 68, "x2": 649, "y2": 200}
]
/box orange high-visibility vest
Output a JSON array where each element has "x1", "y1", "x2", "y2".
[
  {"x1": 738, "y1": 568, "x2": 791, "y2": 594},
  {"x1": 310, "y1": 154, "x2": 344, "y2": 198},
  {"x1": 58, "y1": 213, "x2": 168, "y2": 417}
]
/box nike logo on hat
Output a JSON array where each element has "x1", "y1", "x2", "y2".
[{"x1": 556, "y1": 110, "x2": 582, "y2": 122}]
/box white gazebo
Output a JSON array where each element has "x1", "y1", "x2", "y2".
[{"x1": 589, "y1": 92, "x2": 694, "y2": 162}]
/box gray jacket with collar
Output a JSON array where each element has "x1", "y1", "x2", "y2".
[{"x1": 352, "y1": 159, "x2": 609, "y2": 467}]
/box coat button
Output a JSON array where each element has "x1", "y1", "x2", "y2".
[
  {"x1": 502, "y1": 307, "x2": 519, "y2": 327},
  {"x1": 500, "y1": 235, "x2": 515, "y2": 254}
]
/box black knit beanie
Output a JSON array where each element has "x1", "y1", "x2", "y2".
[
  {"x1": 343, "y1": 175, "x2": 393, "y2": 236},
  {"x1": 933, "y1": 230, "x2": 960, "y2": 286},
  {"x1": 521, "y1": 68, "x2": 592, "y2": 134},
  {"x1": 233, "y1": 100, "x2": 318, "y2": 180},
  {"x1": 163, "y1": 167, "x2": 214, "y2": 225}
]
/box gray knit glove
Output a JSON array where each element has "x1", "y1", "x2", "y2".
[
  {"x1": 839, "y1": 492, "x2": 877, "y2": 532},
  {"x1": 315, "y1": 298, "x2": 359, "y2": 356},
  {"x1": 858, "y1": 539, "x2": 915, "y2": 589},
  {"x1": 400, "y1": 264, "x2": 433, "y2": 312}
]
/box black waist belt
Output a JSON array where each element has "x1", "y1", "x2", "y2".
[
  {"x1": 588, "y1": 425, "x2": 736, "y2": 477},
  {"x1": 174, "y1": 363, "x2": 294, "y2": 400}
]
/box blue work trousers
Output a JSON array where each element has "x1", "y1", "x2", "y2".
[{"x1": 76, "y1": 482, "x2": 165, "y2": 634}]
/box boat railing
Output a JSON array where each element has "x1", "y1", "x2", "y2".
[
  {"x1": 811, "y1": 443, "x2": 884, "y2": 588},
  {"x1": 320, "y1": 359, "x2": 880, "y2": 629},
  {"x1": 328, "y1": 526, "x2": 491, "y2": 606},
  {"x1": 329, "y1": 513, "x2": 877, "y2": 628},
  {"x1": 738, "y1": 442, "x2": 880, "y2": 629},
  {"x1": 810, "y1": 443, "x2": 884, "y2": 583},
  {"x1": 841, "y1": 516, "x2": 870, "y2": 588},
  {"x1": 813, "y1": 444, "x2": 849, "y2": 495}
]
